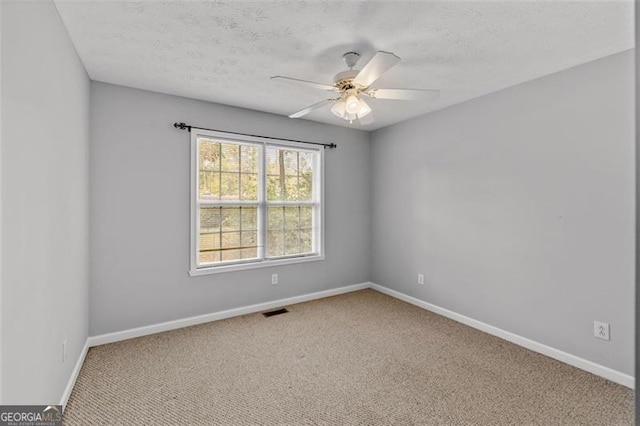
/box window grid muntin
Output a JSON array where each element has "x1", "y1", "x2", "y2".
[
  {"x1": 198, "y1": 205, "x2": 260, "y2": 266},
  {"x1": 265, "y1": 205, "x2": 316, "y2": 259}
]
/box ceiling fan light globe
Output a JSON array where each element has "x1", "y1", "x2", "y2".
[
  {"x1": 331, "y1": 100, "x2": 346, "y2": 118},
  {"x1": 357, "y1": 99, "x2": 372, "y2": 118},
  {"x1": 345, "y1": 95, "x2": 360, "y2": 114}
]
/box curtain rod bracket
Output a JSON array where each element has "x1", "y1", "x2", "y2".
[{"x1": 173, "y1": 121, "x2": 336, "y2": 149}]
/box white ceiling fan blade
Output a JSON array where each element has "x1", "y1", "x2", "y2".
[
  {"x1": 289, "y1": 99, "x2": 332, "y2": 118},
  {"x1": 358, "y1": 113, "x2": 375, "y2": 126},
  {"x1": 368, "y1": 88, "x2": 440, "y2": 101},
  {"x1": 271, "y1": 76, "x2": 336, "y2": 91},
  {"x1": 353, "y1": 51, "x2": 401, "y2": 88}
]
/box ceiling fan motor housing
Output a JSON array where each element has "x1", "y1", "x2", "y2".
[{"x1": 334, "y1": 69, "x2": 362, "y2": 92}]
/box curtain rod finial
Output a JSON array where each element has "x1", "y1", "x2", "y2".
[{"x1": 174, "y1": 122, "x2": 191, "y2": 132}]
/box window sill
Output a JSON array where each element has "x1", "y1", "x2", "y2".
[{"x1": 189, "y1": 254, "x2": 325, "y2": 276}]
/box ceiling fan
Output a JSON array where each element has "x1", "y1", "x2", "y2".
[{"x1": 271, "y1": 51, "x2": 440, "y2": 125}]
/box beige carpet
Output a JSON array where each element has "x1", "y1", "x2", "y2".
[{"x1": 64, "y1": 289, "x2": 633, "y2": 425}]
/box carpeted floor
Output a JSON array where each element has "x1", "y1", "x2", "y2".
[{"x1": 64, "y1": 289, "x2": 633, "y2": 425}]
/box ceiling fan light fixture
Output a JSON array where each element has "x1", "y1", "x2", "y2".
[
  {"x1": 330, "y1": 94, "x2": 371, "y2": 122},
  {"x1": 345, "y1": 95, "x2": 360, "y2": 114},
  {"x1": 356, "y1": 99, "x2": 371, "y2": 118},
  {"x1": 330, "y1": 99, "x2": 346, "y2": 118}
]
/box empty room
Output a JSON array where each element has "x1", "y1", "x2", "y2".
[{"x1": 1, "y1": 0, "x2": 637, "y2": 424}]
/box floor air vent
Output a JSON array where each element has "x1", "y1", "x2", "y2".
[{"x1": 263, "y1": 308, "x2": 289, "y2": 317}]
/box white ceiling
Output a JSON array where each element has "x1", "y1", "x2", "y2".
[{"x1": 54, "y1": 1, "x2": 634, "y2": 131}]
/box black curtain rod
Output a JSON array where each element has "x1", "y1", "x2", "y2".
[{"x1": 173, "y1": 122, "x2": 337, "y2": 149}]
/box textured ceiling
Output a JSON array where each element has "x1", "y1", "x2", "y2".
[{"x1": 54, "y1": 1, "x2": 634, "y2": 130}]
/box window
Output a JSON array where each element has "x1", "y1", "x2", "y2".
[{"x1": 190, "y1": 129, "x2": 324, "y2": 275}]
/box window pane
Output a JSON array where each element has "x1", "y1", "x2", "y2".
[
  {"x1": 241, "y1": 248, "x2": 257, "y2": 260},
  {"x1": 267, "y1": 230, "x2": 284, "y2": 257},
  {"x1": 221, "y1": 143, "x2": 239, "y2": 172},
  {"x1": 221, "y1": 231, "x2": 240, "y2": 247},
  {"x1": 241, "y1": 231, "x2": 257, "y2": 247},
  {"x1": 284, "y1": 229, "x2": 299, "y2": 255},
  {"x1": 240, "y1": 145, "x2": 258, "y2": 173},
  {"x1": 285, "y1": 176, "x2": 299, "y2": 201},
  {"x1": 266, "y1": 148, "x2": 298, "y2": 176},
  {"x1": 299, "y1": 173, "x2": 312, "y2": 201},
  {"x1": 300, "y1": 206, "x2": 312, "y2": 228},
  {"x1": 300, "y1": 228, "x2": 313, "y2": 254},
  {"x1": 299, "y1": 152, "x2": 312, "y2": 174},
  {"x1": 199, "y1": 171, "x2": 220, "y2": 200},
  {"x1": 220, "y1": 208, "x2": 240, "y2": 231},
  {"x1": 241, "y1": 207, "x2": 257, "y2": 230},
  {"x1": 267, "y1": 176, "x2": 283, "y2": 201},
  {"x1": 220, "y1": 172, "x2": 240, "y2": 200},
  {"x1": 284, "y1": 206, "x2": 299, "y2": 230},
  {"x1": 199, "y1": 207, "x2": 221, "y2": 264},
  {"x1": 221, "y1": 232, "x2": 241, "y2": 263},
  {"x1": 283, "y1": 150, "x2": 298, "y2": 174},
  {"x1": 267, "y1": 207, "x2": 284, "y2": 230},
  {"x1": 221, "y1": 249, "x2": 242, "y2": 262},
  {"x1": 200, "y1": 207, "x2": 221, "y2": 232},
  {"x1": 266, "y1": 148, "x2": 280, "y2": 175},
  {"x1": 200, "y1": 231, "x2": 220, "y2": 252},
  {"x1": 200, "y1": 250, "x2": 221, "y2": 264},
  {"x1": 199, "y1": 231, "x2": 221, "y2": 264},
  {"x1": 266, "y1": 147, "x2": 316, "y2": 203},
  {"x1": 241, "y1": 231, "x2": 258, "y2": 259},
  {"x1": 240, "y1": 173, "x2": 258, "y2": 201},
  {"x1": 199, "y1": 139, "x2": 220, "y2": 171}
]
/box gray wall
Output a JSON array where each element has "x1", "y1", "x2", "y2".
[
  {"x1": 371, "y1": 50, "x2": 635, "y2": 375},
  {"x1": 90, "y1": 82, "x2": 370, "y2": 336},
  {"x1": 1, "y1": 1, "x2": 90, "y2": 403}
]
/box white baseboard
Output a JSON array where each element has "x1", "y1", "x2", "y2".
[
  {"x1": 370, "y1": 283, "x2": 634, "y2": 389},
  {"x1": 87, "y1": 282, "x2": 371, "y2": 348},
  {"x1": 60, "y1": 339, "x2": 89, "y2": 411}
]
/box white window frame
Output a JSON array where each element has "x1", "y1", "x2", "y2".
[{"x1": 189, "y1": 129, "x2": 325, "y2": 276}]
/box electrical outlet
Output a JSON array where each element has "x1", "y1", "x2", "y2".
[
  {"x1": 62, "y1": 339, "x2": 68, "y2": 363},
  {"x1": 594, "y1": 321, "x2": 610, "y2": 341},
  {"x1": 271, "y1": 273, "x2": 278, "y2": 285},
  {"x1": 418, "y1": 273, "x2": 424, "y2": 285}
]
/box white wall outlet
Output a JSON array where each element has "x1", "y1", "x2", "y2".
[
  {"x1": 593, "y1": 321, "x2": 610, "y2": 341},
  {"x1": 271, "y1": 273, "x2": 278, "y2": 285},
  {"x1": 418, "y1": 273, "x2": 424, "y2": 285},
  {"x1": 62, "y1": 339, "x2": 68, "y2": 363}
]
